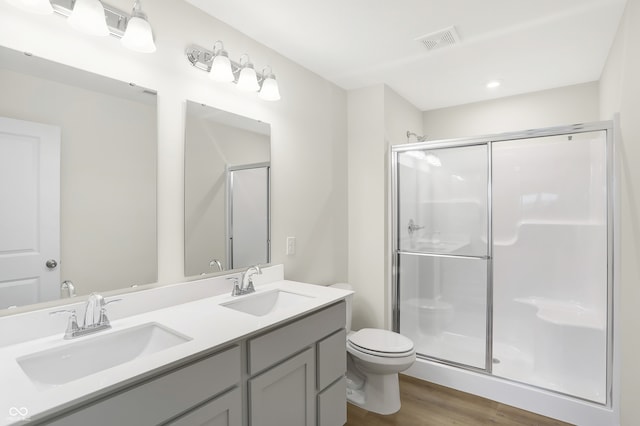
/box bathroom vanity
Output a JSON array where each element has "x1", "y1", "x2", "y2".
[{"x1": 0, "y1": 271, "x2": 350, "y2": 426}]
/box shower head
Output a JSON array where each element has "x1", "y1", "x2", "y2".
[{"x1": 407, "y1": 131, "x2": 427, "y2": 142}]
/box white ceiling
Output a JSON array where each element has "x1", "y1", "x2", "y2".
[{"x1": 183, "y1": 0, "x2": 627, "y2": 111}]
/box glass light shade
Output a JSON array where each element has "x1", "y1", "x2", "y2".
[
  {"x1": 67, "y1": 0, "x2": 109, "y2": 37},
  {"x1": 5, "y1": 0, "x2": 53, "y2": 14},
  {"x1": 121, "y1": 15, "x2": 156, "y2": 53},
  {"x1": 237, "y1": 65, "x2": 260, "y2": 92},
  {"x1": 209, "y1": 53, "x2": 234, "y2": 82},
  {"x1": 258, "y1": 75, "x2": 281, "y2": 101}
]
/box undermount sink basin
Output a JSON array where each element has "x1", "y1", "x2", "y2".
[
  {"x1": 17, "y1": 323, "x2": 191, "y2": 389},
  {"x1": 221, "y1": 289, "x2": 314, "y2": 317}
]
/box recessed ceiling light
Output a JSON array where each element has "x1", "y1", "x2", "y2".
[{"x1": 486, "y1": 80, "x2": 501, "y2": 89}]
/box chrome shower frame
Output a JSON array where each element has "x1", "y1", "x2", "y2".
[{"x1": 389, "y1": 120, "x2": 616, "y2": 408}]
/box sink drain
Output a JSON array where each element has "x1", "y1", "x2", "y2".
[{"x1": 492, "y1": 358, "x2": 501, "y2": 364}]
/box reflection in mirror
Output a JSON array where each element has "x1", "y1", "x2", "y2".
[
  {"x1": 184, "y1": 101, "x2": 270, "y2": 277},
  {"x1": 0, "y1": 46, "x2": 157, "y2": 311}
]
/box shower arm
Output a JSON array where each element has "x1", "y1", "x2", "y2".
[{"x1": 406, "y1": 131, "x2": 427, "y2": 142}]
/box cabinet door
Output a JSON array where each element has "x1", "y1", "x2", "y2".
[
  {"x1": 166, "y1": 387, "x2": 241, "y2": 426},
  {"x1": 317, "y1": 378, "x2": 346, "y2": 426},
  {"x1": 317, "y1": 329, "x2": 346, "y2": 390},
  {"x1": 248, "y1": 348, "x2": 315, "y2": 426}
]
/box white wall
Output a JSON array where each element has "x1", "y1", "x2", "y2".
[
  {"x1": 423, "y1": 82, "x2": 599, "y2": 140},
  {"x1": 0, "y1": 68, "x2": 156, "y2": 295},
  {"x1": 347, "y1": 84, "x2": 422, "y2": 330},
  {"x1": 599, "y1": 0, "x2": 640, "y2": 423},
  {"x1": 348, "y1": 85, "x2": 385, "y2": 330},
  {"x1": 0, "y1": 0, "x2": 348, "y2": 290}
]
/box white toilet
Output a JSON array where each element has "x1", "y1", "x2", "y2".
[{"x1": 331, "y1": 283, "x2": 416, "y2": 415}]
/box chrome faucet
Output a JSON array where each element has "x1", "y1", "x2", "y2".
[
  {"x1": 209, "y1": 259, "x2": 223, "y2": 272},
  {"x1": 230, "y1": 265, "x2": 262, "y2": 296},
  {"x1": 60, "y1": 280, "x2": 76, "y2": 298},
  {"x1": 83, "y1": 292, "x2": 104, "y2": 328},
  {"x1": 50, "y1": 293, "x2": 121, "y2": 339}
]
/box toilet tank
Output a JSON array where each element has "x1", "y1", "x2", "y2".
[{"x1": 330, "y1": 283, "x2": 353, "y2": 331}]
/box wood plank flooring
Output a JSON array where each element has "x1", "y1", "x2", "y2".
[{"x1": 346, "y1": 374, "x2": 573, "y2": 426}]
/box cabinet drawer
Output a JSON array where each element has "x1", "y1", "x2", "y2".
[
  {"x1": 317, "y1": 329, "x2": 346, "y2": 390},
  {"x1": 166, "y1": 387, "x2": 242, "y2": 426},
  {"x1": 317, "y1": 377, "x2": 346, "y2": 426},
  {"x1": 248, "y1": 301, "x2": 345, "y2": 375},
  {"x1": 47, "y1": 345, "x2": 241, "y2": 426}
]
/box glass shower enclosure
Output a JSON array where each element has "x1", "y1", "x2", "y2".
[{"x1": 391, "y1": 121, "x2": 613, "y2": 405}]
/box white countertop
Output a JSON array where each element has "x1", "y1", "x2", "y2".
[{"x1": 0, "y1": 279, "x2": 351, "y2": 425}]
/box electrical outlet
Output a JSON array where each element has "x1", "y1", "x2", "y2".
[{"x1": 286, "y1": 237, "x2": 296, "y2": 255}]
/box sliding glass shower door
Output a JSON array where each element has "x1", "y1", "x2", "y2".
[
  {"x1": 395, "y1": 144, "x2": 490, "y2": 369},
  {"x1": 392, "y1": 121, "x2": 613, "y2": 404}
]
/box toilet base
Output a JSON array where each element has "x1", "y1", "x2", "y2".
[{"x1": 346, "y1": 372, "x2": 401, "y2": 415}]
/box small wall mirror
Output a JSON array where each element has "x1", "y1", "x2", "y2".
[
  {"x1": 0, "y1": 45, "x2": 157, "y2": 311},
  {"x1": 184, "y1": 101, "x2": 270, "y2": 277}
]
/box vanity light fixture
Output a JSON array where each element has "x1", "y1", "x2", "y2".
[
  {"x1": 186, "y1": 43, "x2": 281, "y2": 102},
  {"x1": 120, "y1": 0, "x2": 156, "y2": 53},
  {"x1": 258, "y1": 67, "x2": 281, "y2": 101},
  {"x1": 237, "y1": 54, "x2": 260, "y2": 92},
  {"x1": 67, "y1": 0, "x2": 109, "y2": 36},
  {"x1": 209, "y1": 41, "x2": 234, "y2": 82},
  {"x1": 5, "y1": 0, "x2": 157, "y2": 53},
  {"x1": 486, "y1": 80, "x2": 501, "y2": 89}
]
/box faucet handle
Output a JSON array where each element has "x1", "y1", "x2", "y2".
[
  {"x1": 246, "y1": 278, "x2": 256, "y2": 293},
  {"x1": 98, "y1": 299, "x2": 122, "y2": 327},
  {"x1": 60, "y1": 280, "x2": 76, "y2": 298},
  {"x1": 227, "y1": 277, "x2": 241, "y2": 296},
  {"x1": 50, "y1": 309, "x2": 80, "y2": 339}
]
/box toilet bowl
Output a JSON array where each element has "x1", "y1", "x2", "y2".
[{"x1": 331, "y1": 283, "x2": 416, "y2": 415}]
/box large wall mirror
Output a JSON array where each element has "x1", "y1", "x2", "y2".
[
  {"x1": 184, "y1": 101, "x2": 270, "y2": 277},
  {"x1": 0, "y1": 46, "x2": 157, "y2": 311}
]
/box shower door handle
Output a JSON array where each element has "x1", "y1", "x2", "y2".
[{"x1": 408, "y1": 219, "x2": 424, "y2": 235}]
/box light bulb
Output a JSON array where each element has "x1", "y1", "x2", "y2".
[
  {"x1": 121, "y1": 15, "x2": 156, "y2": 53},
  {"x1": 68, "y1": 0, "x2": 109, "y2": 37},
  {"x1": 209, "y1": 52, "x2": 234, "y2": 82},
  {"x1": 5, "y1": 0, "x2": 53, "y2": 14},
  {"x1": 259, "y1": 74, "x2": 281, "y2": 101},
  {"x1": 237, "y1": 64, "x2": 259, "y2": 92},
  {"x1": 121, "y1": 1, "x2": 155, "y2": 53}
]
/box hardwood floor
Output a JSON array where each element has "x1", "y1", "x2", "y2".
[{"x1": 346, "y1": 375, "x2": 573, "y2": 426}]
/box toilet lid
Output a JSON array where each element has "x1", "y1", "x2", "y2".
[{"x1": 348, "y1": 328, "x2": 414, "y2": 354}]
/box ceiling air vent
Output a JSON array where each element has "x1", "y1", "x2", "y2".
[{"x1": 416, "y1": 26, "x2": 460, "y2": 52}]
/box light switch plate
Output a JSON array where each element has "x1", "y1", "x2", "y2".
[{"x1": 286, "y1": 237, "x2": 296, "y2": 255}]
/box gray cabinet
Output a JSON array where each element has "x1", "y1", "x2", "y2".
[
  {"x1": 45, "y1": 345, "x2": 241, "y2": 426},
  {"x1": 317, "y1": 330, "x2": 347, "y2": 426},
  {"x1": 167, "y1": 387, "x2": 242, "y2": 426},
  {"x1": 318, "y1": 377, "x2": 347, "y2": 426},
  {"x1": 247, "y1": 301, "x2": 347, "y2": 426},
  {"x1": 248, "y1": 348, "x2": 315, "y2": 426},
  {"x1": 36, "y1": 301, "x2": 347, "y2": 426}
]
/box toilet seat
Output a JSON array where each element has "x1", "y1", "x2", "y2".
[{"x1": 348, "y1": 328, "x2": 415, "y2": 358}]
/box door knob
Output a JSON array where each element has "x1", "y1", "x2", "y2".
[{"x1": 46, "y1": 259, "x2": 58, "y2": 269}]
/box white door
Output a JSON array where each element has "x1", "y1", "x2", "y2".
[{"x1": 0, "y1": 117, "x2": 60, "y2": 308}]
